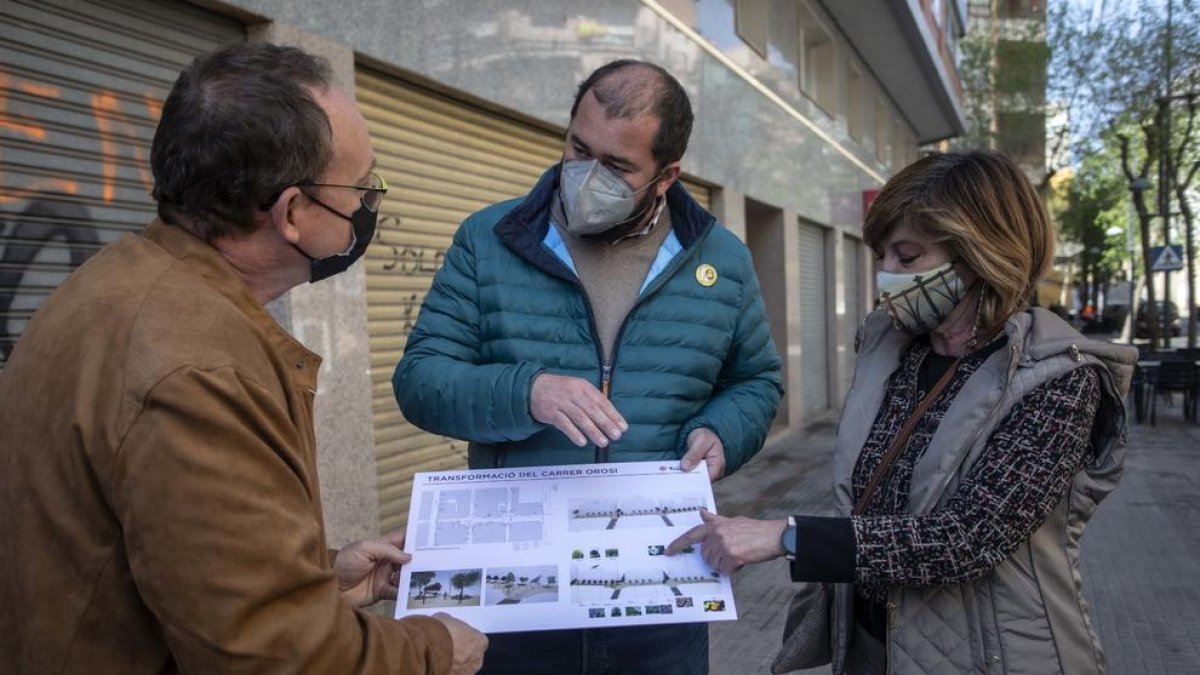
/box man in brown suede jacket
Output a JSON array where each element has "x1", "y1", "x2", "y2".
[{"x1": 0, "y1": 43, "x2": 485, "y2": 675}]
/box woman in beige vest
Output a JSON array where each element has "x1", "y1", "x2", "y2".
[{"x1": 669, "y1": 151, "x2": 1135, "y2": 674}]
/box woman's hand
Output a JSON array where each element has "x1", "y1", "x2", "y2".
[{"x1": 666, "y1": 509, "x2": 789, "y2": 575}]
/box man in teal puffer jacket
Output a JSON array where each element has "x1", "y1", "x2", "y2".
[{"x1": 394, "y1": 59, "x2": 783, "y2": 675}]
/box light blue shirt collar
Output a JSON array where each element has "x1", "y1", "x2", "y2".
[{"x1": 544, "y1": 220, "x2": 682, "y2": 295}]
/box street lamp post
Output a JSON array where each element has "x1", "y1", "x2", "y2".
[{"x1": 1107, "y1": 224, "x2": 1136, "y2": 342}]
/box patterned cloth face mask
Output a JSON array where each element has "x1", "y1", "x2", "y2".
[{"x1": 876, "y1": 262, "x2": 967, "y2": 334}]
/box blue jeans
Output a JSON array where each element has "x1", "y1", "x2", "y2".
[{"x1": 479, "y1": 624, "x2": 709, "y2": 675}]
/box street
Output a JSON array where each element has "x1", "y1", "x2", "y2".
[{"x1": 710, "y1": 395, "x2": 1200, "y2": 674}]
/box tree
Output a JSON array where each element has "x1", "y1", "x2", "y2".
[
  {"x1": 1171, "y1": 95, "x2": 1200, "y2": 342},
  {"x1": 450, "y1": 570, "x2": 481, "y2": 604},
  {"x1": 1055, "y1": 152, "x2": 1128, "y2": 313},
  {"x1": 410, "y1": 571, "x2": 436, "y2": 604},
  {"x1": 1049, "y1": 0, "x2": 1200, "y2": 347}
]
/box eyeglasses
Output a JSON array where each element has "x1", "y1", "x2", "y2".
[{"x1": 298, "y1": 170, "x2": 389, "y2": 213}]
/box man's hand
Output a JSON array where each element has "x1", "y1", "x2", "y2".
[
  {"x1": 334, "y1": 531, "x2": 409, "y2": 608},
  {"x1": 434, "y1": 613, "x2": 488, "y2": 675},
  {"x1": 530, "y1": 373, "x2": 627, "y2": 447},
  {"x1": 666, "y1": 509, "x2": 788, "y2": 575},
  {"x1": 680, "y1": 428, "x2": 726, "y2": 481}
]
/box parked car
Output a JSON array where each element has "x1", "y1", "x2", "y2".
[
  {"x1": 1099, "y1": 303, "x2": 1131, "y2": 333},
  {"x1": 1135, "y1": 301, "x2": 1183, "y2": 338}
]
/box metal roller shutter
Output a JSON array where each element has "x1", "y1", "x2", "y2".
[
  {"x1": 798, "y1": 221, "x2": 830, "y2": 416},
  {"x1": 678, "y1": 176, "x2": 711, "y2": 212},
  {"x1": 357, "y1": 68, "x2": 564, "y2": 533},
  {"x1": 0, "y1": 0, "x2": 242, "y2": 369}
]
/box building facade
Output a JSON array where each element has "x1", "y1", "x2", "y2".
[{"x1": 0, "y1": 0, "x2": 965, "y2": 544}]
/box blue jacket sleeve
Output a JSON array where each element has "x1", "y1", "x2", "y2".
[
  {"x1": 392, "y1": 221, "x2": 545, "y2": 443},
  {"x1": 677, "y1": 261, "x2": 784, "y2": 474}
]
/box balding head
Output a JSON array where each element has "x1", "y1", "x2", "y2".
[{"x1": 570, "y1": 60, "x2": 693, "y2": 169}]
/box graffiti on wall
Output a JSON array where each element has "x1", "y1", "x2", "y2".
[
  {"x1": 371, "y1": 214, "x2": 448, "y2": 336},
  {"x1": 0, "y1": 197, "x2": 99, "y2": 360},
  {"x1": 2, "y1": 69, "x2": 462, "y2": 365},
  {"x1": 0, "y1": 69, "x2": 163, "y2": 366}
]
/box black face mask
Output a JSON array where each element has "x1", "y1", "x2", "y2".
[{"x1": 294, "y1": 197, "x2": 378, "y2": 283}]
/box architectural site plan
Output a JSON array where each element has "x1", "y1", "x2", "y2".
[{"x1": 394, "y1": 460, "x2": 737, "y2": 633}]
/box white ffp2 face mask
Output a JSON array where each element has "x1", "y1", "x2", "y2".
[
  {"x1": 876, "y1": 262, "x2": 967, "y2": 334},
  {"x1": 559, "y1": 159, "x2": 659, "y2": 235}
]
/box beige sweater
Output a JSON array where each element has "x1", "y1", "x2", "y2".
[{"x1": 552, "y1": 195, "x2": 673, "y2": 363}]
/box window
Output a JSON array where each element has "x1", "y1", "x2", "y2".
[
  {"x1": 767, "y1": 0, "x2": 799, "y2": 80},
  {"x1": 798, "y1": 2, "x2": 836, "y2": 114},
  {"x1": 735, "y1": 0, "x2": 769, "y2": 58},
  {"x1": 847, "y1": 63, "x2": 864, "y2": 141}
]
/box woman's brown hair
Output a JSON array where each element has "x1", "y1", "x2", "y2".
[{"x1": 862, "y1": 150, "x2": 1054, "y2": 330}]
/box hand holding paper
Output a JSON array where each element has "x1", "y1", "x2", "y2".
[
  {"x1": 334, "y1": 531, "x2": 410, "y2": 608},
  {"x1": 680, "y1": 428, "x2": 726, "y2": 481}
]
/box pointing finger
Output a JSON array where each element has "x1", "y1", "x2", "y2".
[{"x1": 666, "y1": 524, "x2": 707, "y2": 554}]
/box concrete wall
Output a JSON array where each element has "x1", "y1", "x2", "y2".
[
  {"x1": 246, "y1": 24, "x2": 379, "y2": 548},
  {"x1": 213, "y1": 0, "x2": 887, "y2": 228}
]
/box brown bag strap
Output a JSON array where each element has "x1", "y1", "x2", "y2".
[{"x1": 853, "y1": 357, "x2": 962, "y2": 516}]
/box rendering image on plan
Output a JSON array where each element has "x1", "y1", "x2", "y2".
[
  {"x1": 569, "y1": 557, "x2": 720, "y2": 603},
  {"x1": 568, "y1": 495, "x2": 706, "y2": 531},
  {"x1": 484, "y1": 565, "x2": 559, "y2": 605},
  {"x1": 412, "y1": 486, "x2": 548, "y2": 549},
  {"x1": 406, "y1": 569, "x2": 483, "y2": 609}
]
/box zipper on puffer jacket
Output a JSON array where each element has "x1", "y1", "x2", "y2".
[
  {"x1": 594, "y1": 234, "x2": 710, "y2": 463},
  {"x1": 568, "y1": 278, "x2": 609, "y2": 464}
]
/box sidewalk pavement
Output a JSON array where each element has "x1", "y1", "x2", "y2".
[{"x1": 709, "y1": 401, "x2": 1200, "y2": 674}]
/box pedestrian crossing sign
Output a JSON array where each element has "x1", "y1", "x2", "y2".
[{"x1": 1151, "y1": 245, "x2": 1184, "y2": 272}]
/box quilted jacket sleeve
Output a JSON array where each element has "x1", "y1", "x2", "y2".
[
  {"x1": 393, "y1": 220, "x2": 546, "y2": 443},
  {"x1": 677, "y1": 257, "x2": 784, "y2": 474}
]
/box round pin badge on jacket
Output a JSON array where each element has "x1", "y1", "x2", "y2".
[{"x1": 695, "y1": 263, "x2": 718, "y2": 287}]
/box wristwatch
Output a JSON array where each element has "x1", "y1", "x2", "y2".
[{"x1": 780, "y1": 516, "x2": 797, "y2": 561}]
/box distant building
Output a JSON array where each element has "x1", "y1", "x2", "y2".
[
  {"x1": 959, "y1": 0, "x2": 1049, "y2": 184},
  {"x1": 957, "y1": 0, "x2": 1069, "y2": 308}
]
